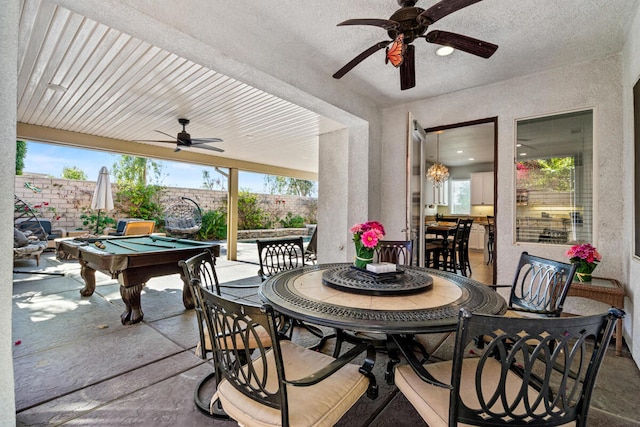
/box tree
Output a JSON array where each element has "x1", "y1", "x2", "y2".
[
  {"x1": 111, "y1": 155, "x2": 166, "y2": 225},
  {"x1": 61, "y1": 165, "x2": 87, "y2": 180},
  {"x1": 263, "y1": 175, "x2": 316, "y2": 197},
  {"x1": 16, "y1": 140, "x2": 27, "y2": 175},
  {"x1": 202, "y1": 169, "x2": 227, "y2": 190},
  {"x1": 516, "y1": 157, "x2": 574, "y2": 192},
  {"x1": 112, "y1": 155, "x2": 165, "y2": 187}
]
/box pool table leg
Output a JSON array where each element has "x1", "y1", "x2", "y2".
[
  {"x1": 120, "y1": 283, "x2": 144, "y2": 325},
  {"x1": 79, "y1": 260, "x2": 96, "y2": 297}
]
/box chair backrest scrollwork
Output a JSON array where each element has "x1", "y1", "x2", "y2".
[
  {"x1": 509, "y1": 251, "x2": 577, "y2": 316},
  {"x1": 449, "y1": 308, "x2": 623, "y2": 426},
  {"x1": 179, "y1": 250, "x2": 220, "y2": 359},
  {"x1": 376, "y1": 240, "x2": 413, "y2": 266},
  {"x1": 257, "y1": 237, "x2": 305, "y2": 281}
]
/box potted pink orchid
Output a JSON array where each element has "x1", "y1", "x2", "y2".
[
  {"x1": 565, "y1": 243, "x2": 602, "y2": 282},
  {"x1": 350, "y1": 220, "x2": 385, "y2": 268}
]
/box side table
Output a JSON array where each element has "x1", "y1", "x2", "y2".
[{"x1": 566, "y1": 276, "x2": 625, "y2": 356}]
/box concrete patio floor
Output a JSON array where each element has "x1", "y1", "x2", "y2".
[{"x1": 11, "y1": 243, "x2": 640, "y2": 426}]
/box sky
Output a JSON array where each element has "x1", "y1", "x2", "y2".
[{"x1": 22, "y1": 141, "x2": 274, "y2": 193}]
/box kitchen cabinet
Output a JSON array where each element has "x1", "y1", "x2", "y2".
[
  {"x1": 468, "y1": 223, "x2": 485, "y2": 250},
  {"x1": 471, "y1": 172, "x2": 494, "y2": 205},
  {"x1": 425, "y1": 179, "x2": 448, "y2": 206}
]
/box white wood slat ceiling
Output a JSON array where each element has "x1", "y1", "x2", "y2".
[{"x1": 16, "y1": 0, "x2": 345, "y2": 175}]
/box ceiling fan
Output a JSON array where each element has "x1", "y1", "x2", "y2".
[
  {"x1": 136, "y1": 118, "x2": 224, "y2": 152},
  {"x1": 333, "y1": 0, "x2": 498, "y2": 90}
]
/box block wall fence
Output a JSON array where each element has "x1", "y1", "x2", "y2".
[{"x1": 14, "y1": 175, "x2": 317, "y2": 234}]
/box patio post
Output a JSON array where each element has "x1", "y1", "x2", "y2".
[{"x1": 227, "y1": 168, "x2": 239, "y2": 260}]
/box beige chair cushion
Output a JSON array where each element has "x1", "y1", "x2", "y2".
[
  {"x1": 216, "y1": 339, "x2": 369, "y2": 427},
  {"x1": 195, "y1": 323, "x2": 272, "y2": 358},
  {"x1": 395, "y1": 358, "x2": 576, "y2": 427},
  {"x1": 503, "y1": 309, "x2": 548, "y2": 319}
]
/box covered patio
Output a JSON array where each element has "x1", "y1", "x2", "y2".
[
  {"x1": 3, "y1": 0, "x2": 640, "y2": 424},
  {"x1": 12, "y1": 249, "x2": 640, "y2": 426}
]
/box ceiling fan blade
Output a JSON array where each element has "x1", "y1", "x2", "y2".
[
  {"x1": 425, "y1": 30, "x2": 498, "y2": 58},
  {"x1": 135, "y1": 139, "x2": 176, "y2": 143},
  {"x1": 337, "y1": 19, "x2": 400, "y2": 31},
  {"x1": 418, "y1": 0, "x2": 482, "y2": 25},
  {"x1": 154, "y1": 130, "x2": 177, "y2": 139},
  {"x1": 400, "y1": 44, "x2": 416, "y2": 90},
  {"x1": 333, "y1": 40, "x2": 392, "y2": 79},
  {"x1": 191, "y1": 138, "x2": 223, "y2": 143},
  {"x1": 188, "y1": 144, "x2": 224, "y2": 153}
]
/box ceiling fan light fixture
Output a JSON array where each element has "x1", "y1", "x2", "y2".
[
  {"x1": 332, "y1": 0, "x2": 498, "y2": 89},
  {"x1": 435, "y1": 45, "x2": 454, "y2": 56}
]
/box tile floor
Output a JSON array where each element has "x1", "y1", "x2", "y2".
[{"x1": 11, "y1": 245, "x2": 640, "y2": 426}]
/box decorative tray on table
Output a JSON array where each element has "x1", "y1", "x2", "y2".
[
  {"x1": 321, "y1": 265, "x2": 433, "y2": 296},
  {"x1": 350, "y1": 266, "x2": 405, "y2": 280}
]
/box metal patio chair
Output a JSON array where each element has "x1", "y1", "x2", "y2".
[{"x1": 394, "y1": 308, "x2": 624, "y2": 426}]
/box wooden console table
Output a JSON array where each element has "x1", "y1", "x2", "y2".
[{"x1": 566, "y1": 277, "x2": 625, "y2": 356}]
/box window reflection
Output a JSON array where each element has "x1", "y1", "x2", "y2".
[{"x1": 515, "y1": 110, "x2": 593, "y2": 245}]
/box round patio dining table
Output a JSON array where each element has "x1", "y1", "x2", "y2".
[{"x1": 259, "y1": 263, "x2": 507, "y2": 335}]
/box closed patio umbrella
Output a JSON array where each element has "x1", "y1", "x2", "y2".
[{"x1": 91, "y1": 166, "x2": 114, "y2": 234}]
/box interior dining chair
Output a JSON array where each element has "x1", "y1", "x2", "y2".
[
  {"x1": 443, "y1": 218, "x2": 473, "y2": 276},
  {"x1": 425, "y1": 219, "x2": 457, "y2": 270},
  {"x1": 201, "y1": 288, "x2": 377, "y2": 427},
  {"x1": 424, "y1": 239, "x2": 447, "y2": 270},
  {"x1": 375, "y1": 240, "x2": 413, "y2": 266},
  {"x1": 486, "y1": 215, "x2": 495, "y2": 265},
  {"x1": 393, "y1": 307, "x2": 624, "y2": 427},
  {"x1": 179, "y1": 250, "x2": 271, "y2": 418}
]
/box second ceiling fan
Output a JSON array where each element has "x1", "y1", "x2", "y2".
[
  {"x1": 333, "y1": 0, "x2": 498, "y2": 90},
  {"x1": 136, "y1": 118, "x2": 224, "y2": 152}
]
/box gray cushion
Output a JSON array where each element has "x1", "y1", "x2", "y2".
[{"x1": 14, "y1": 228, "x2": 30, "y2": 248}]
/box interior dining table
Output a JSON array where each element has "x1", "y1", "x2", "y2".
[
  {"x1": 426, "y1": 221, "x2": 457, "y2": 239},
  {"x1": 259, "y1": 263, "x2": 507, "y2": 385}
]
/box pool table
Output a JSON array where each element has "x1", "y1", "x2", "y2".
[{"x1": 56, "y1": 235, "x2": 220, "y2": 325}]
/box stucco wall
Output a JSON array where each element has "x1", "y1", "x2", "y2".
[
  {"x1": 623, "y1": 4, "x2": 640, "y2": 366},
  {"x1": 381, "y1": 54, "x2": 630, "y2": 355},
  {"x1": 1, "y1": 1, "x2": 18, "y2": 423}
]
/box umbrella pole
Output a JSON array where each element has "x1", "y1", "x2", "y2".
[{"x1": 95, "y1": 210, "x2": 101, "y2": 234}]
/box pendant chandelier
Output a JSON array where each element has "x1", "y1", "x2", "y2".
[{"x1": 427, "y1": 133, "x2": 449, "y2": 187}]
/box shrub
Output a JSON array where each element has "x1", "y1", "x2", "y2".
[
  {"x1": 115, "y1": 184, "x2": 165, "y2": 226},
  {"x1": 279, "y1": 212, "x2": 305, "y2": 228},
  {"x1": 199, "y1": 210, "x2": 227, "y2": 240},
  {"x1": 79, "y1": 208, "x2": 116, "y2": 234},
  {"x1": 238, "y1": 191, "x2": 271, "y2": 230}
]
